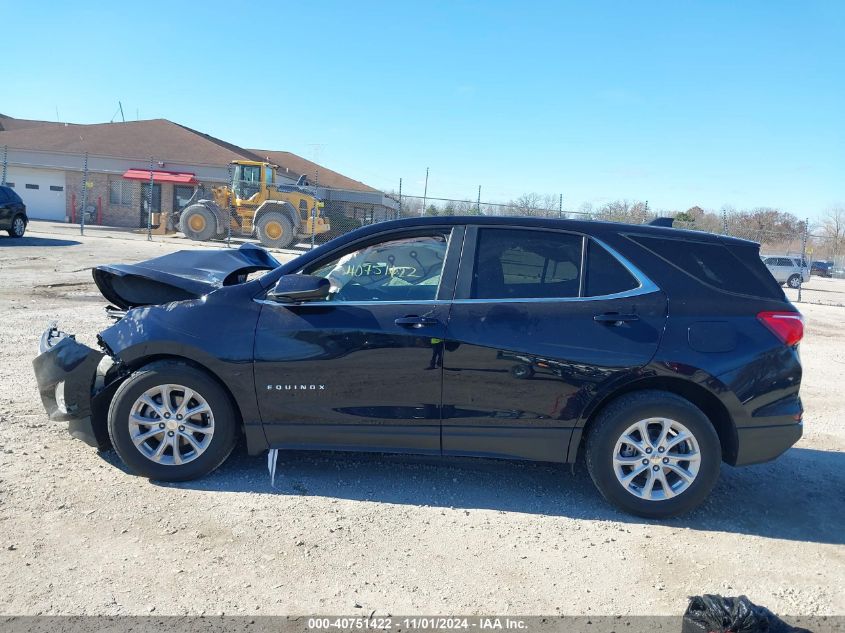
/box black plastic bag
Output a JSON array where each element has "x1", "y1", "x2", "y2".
[{"x1": 683, "y1": 594, "x2": 813, "y2": 633}]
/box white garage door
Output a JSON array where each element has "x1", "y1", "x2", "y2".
[{"x1": 6, "y1": 167, "x2": 67, "y2": 221}]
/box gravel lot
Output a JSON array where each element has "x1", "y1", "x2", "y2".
[{"x1": 0, "y1": 225, "x2": 842, "y2": 617}]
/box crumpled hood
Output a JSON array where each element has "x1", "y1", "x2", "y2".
[{"x1": 92, "y1": 242, "x2": 280, "y2": 309}]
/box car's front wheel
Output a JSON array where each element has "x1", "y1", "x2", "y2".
[
  {"x1": 107, "y1": 361, "x2": 238, "y2": 481},
  {"x1": 585, "y1": 390, "x2": 721, "y2": 518}
]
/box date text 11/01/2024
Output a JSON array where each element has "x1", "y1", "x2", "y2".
[{"x1": 306, "y1": 617, "x2": 528, "y2": 630}]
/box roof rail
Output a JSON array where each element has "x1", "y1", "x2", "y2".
[{"x1": 648, "y1": 217, "x2": 675, "y2": 228}]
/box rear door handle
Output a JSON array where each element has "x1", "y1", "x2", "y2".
[
  {"x1": 594, "y1": 312, "x2": 639, "y2": 325},
  {"x1": 395, "y1": 316, "x2": 439, "y2": 329}
]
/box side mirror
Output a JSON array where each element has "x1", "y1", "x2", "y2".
[{"x1": 268, "y1": 274, "x2": 330, "y2": 303}]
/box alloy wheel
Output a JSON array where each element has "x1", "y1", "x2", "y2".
[
  {"x1": 612, "y1": 417, "x2": 701, "y2": 501},
  {"x1": 12, "y1": 217, "x2": 25, "y2": 236},
  {"x1": 128, "y1": 384, "x2": 215, "y2": 465}
]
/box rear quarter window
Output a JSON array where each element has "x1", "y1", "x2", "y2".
[
  {"x1": 629, "y1": 234, "x2": 783, "y2": 298},
  {"x1": 584, "y1": 240, "x2": 639, "y2": 297}
]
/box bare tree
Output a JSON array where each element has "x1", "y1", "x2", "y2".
[
  {"x1": 822, "y1": 205, "x2": 845, "y2": 263},
  {"x1": 597, "y1": 200, "x2": 650, "y2": 223},
  {"x1": 510, "y1": 193, "x2": 544, "y2": 217}
]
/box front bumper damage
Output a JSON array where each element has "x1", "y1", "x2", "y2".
[{"x1": 32, "y1": 324, "x2": 112, "y2": 448}]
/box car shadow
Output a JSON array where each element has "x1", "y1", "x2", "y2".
[
  {"x1": 136, "y1": 445, "x2": 845, "y2": 545},
  {"x1": 0, "y1": 236, "x2": 81, "y2": 247}
]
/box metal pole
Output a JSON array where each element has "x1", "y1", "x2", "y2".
[
  {"x1": 398, "y1": 178, "x2": 403, "y2": 220},
  {"x1": 798, "y1": 218, "x2": 808, "y2": 303},
  {"x1": 226, "y1": 163, "x2": 233, "y2": 248},
  {"x1": 722, "y1": 209, "x2": 729, "y2": 235},
  {"x1": 1, "y1": 145, "x2": 7, "y2": 185},
  {"x1": 146, "y1": 157, "x2": 154, "y2": 241},
  {"x1": 311, "y1": 169, "x2": 319, "y2": 250},
  {"x1": 421, "y1": 167, "x2": 429, "y2": 217},
  {"x1": 559, "y1": 193, "x2": 563, "y2": 219},
  {"x1": 477, "y1": 185, "x2": 482, "y2": 214},
  {"x1": 80, "y1": 152, "x2": 89, "y2": 236}
]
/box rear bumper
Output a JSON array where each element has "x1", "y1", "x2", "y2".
[
  {"x1": 734, "y1": 422, "x2": 803, "y2": 466},
  {"x1": 31, "y1": 326, "x2": 105, "y2": 448}
]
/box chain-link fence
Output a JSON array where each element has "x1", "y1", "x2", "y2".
[{"x1": 2, "y1": 144, "x2": 843, "y2": 306}]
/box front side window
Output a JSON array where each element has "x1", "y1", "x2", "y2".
[
  {"x1": 307, "y1": 232, "x2": 449, "y2": 302},
  {"x1": 471, "y1": 228, "x2": 582, "y2": 299}
]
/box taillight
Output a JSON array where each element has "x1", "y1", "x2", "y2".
[{"x1": 758, "y1": 311, "x2": 804, "y2": 346}]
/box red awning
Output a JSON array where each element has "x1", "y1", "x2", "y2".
[{"x1": 122, "y1": 169, "x2": 198, "y2": 184}]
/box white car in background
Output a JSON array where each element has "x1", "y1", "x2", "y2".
[{"x1": 762, "y1": 255, "x2": 810, "y2": 288}]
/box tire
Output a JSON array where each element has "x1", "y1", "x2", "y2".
[
  {"x1": 7, "y1": 215, "x2": 26, "y2": 238},
  {"x1": 255, "y1": 211, "x2": 295, "y2": 249},
  {"x1": 107, "y1": 361, "x2": 238, "y2": 481},
  {"x1": 787, "y1": 274, "x2": 801, "y2": 289},
  {"x1": 585, "y1": 390, "x2": 721, "y2": 518},
  {"x1": 179, "y1": 204, "x2": 217, "y2": 242},
  {"x1": 510, "y1": 364, "x2": 535, "y2": 379}
]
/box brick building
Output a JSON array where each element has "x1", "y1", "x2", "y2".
[{"x1": 0, "y1": 114, "x2": 396, "y2": 227}]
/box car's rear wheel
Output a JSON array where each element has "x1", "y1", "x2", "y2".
[
  {"x1": 107, "y1": 362, "x2": 238, "y2": 481},
  {"x1": 7, "y1": 215, "x2": 26, "y2": 238},
  {"x1": 585, "y1": 390, "x2": 721, "y2": 518},
  {"x1": 787, "y1": 274, "x2": 801, "y2": 289}
]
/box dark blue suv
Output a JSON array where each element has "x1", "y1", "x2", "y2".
[{"x1": 33, "y1": 217, "x2": 804, "y2": 517}]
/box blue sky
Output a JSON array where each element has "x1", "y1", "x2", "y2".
[{"x1": 2, "y1": 0, "x2": 842, "y2": 219}]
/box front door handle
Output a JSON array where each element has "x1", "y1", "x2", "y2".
[
  {"x1": 594, "y1": 312, "x2": 640, "y2": 326},
  {"x1": 395, "y1": 315, "x2": 439, "y2": 329}
]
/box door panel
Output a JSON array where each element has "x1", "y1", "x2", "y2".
[
  {"x1": 254, "y1": 227, "x2": 462, "y2": 454},
  {"x1": 442, "y1": 295, "x2": 667, "y2": 461},
  {"x1": 441, "y1": 226, "x2": 668, "y2": 463},
  {"x1": 0, "y1": 190, "x2": 10, "y2": 227},
  {"x1": 255, "y1": 301, "x2": 449, "y2": 453}
]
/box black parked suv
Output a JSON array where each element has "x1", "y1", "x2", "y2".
[
  {"x1": 810, "y1": 260, "x2": 833, "y2": 278},
  {"x1": 33, "y1": 217, "x2": 804, "y2": 517},
  {"x1": 0, "y1": 185, "x2": 27, "y2": 237}
]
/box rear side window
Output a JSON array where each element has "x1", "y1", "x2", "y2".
[
  {"x1": 630, "y1": 235, "x2": 782, "y2": 298},
  {"x1": 585, "y1": 240, "x2": 639, "y2": 297},
  {"x1": 471, "y1": 228, "x2": 582, "y2": 299}
]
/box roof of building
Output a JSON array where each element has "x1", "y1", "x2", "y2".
[
  {"x1": 250, "y1": 149, "x2": 378, "y2": 192},
  {"x1": 0, "y1": 113, "x2": 69, "y2": 131},
  {"x1": 0, "y1": 114, "x2": 379, "y2": 192},
  {"x1": 0, "y1": 117, "x2": 266, "y2": 165}
]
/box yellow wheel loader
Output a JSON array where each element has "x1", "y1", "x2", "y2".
[{"x1": 177, "y1": 161, "x2": 330, "y2": 249}]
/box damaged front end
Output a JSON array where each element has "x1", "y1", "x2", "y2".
[
  {"x1": 32, "y1": 243, "x2": 280, "y2": 449},
  {"x1": 91, "y1": 242, "x2": 279, "y2": 309},
  {"x1": 32, "y1": 324, "x2": 122, "y2": 449}
]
